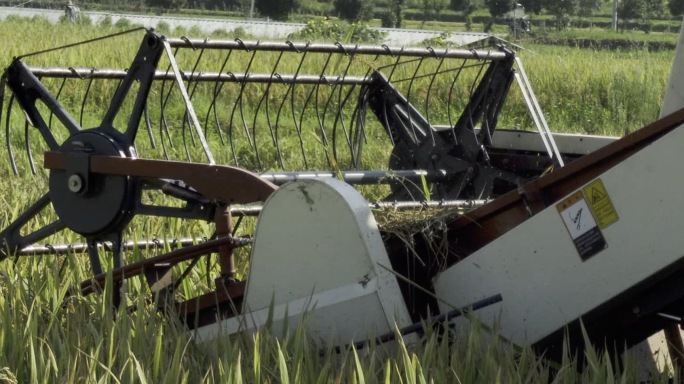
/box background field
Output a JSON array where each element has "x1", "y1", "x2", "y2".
[{"x1": 0, "y1": 16, "x2": 679, "y2": 383}]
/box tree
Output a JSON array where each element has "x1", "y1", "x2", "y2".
[
  {"x1": 146, "y1": 0, "x2": 186, "y2": 11},
  {"x1": 618, "y1": 0, "x2": 647, "y2": 20},
  {"x1": 645, "y1": 0, "x2": 666, "y2": 18},
  {"x1": 546, "y1": 0, "x2": 578, "y2": 29},
  {"x1": 255, "y1": 0, "x2": 300, "y2": 20},
  {"x1": 422, "y1": 0, "x2": 449, "y2": 24},
  {"x1": 450, "y1": 0, "x2": 480, "y2": 13},
  {"x1": 523, "y1": 0, "x2": 545, "y2": 14},
  {"x1": 333, "y1": 0, "x2": 375, "y2": 21},
  {"x1": 578, "y1": 0, "x2": 606, "y2": 17},
  {"x1": 393, "y1": 0, "x2": 406, "y2": 27},
  {"x1": 669, "y1": 0, "x2": 684, "y2": 16},
  {"x1": 578, "y1": 0, "x2": 607, "y2": 27},
  {"x1": 451, "y1": 0, "x2": 480, "y2": 30},
  {"x1": 485, "y1": 0, "x2": 511, "y2": 18}
]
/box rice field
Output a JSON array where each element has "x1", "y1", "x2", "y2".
[{"x1": 0, "y1": 16, "x2": 679, "y2": 383}]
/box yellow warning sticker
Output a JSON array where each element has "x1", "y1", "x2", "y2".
[
  {"x1": 556, "y1": 190, "x2": 606, "y2": 261},
  {"x1": 582, "y1": 179, "x2": 619, "y2": 229}
]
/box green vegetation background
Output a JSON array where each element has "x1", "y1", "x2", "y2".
[{"x1": 0, "y1": 9, "x2": 679, "y2": 383}]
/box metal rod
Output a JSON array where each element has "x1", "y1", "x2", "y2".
[
  {"x1": 162, "y1": 41, "x2": 215, "y2": 165},
  {"x1": 28, "y1": 68, "x2": 372, "y2": 85},
  {"x1": 514, "y1": 57, "x2": 564, "y2": 167},
  {"x1": 16, "y1": 237, "x2": 203, "y2": 256},
  {"x1": 230, "y1": 199, "x2": 488, "y2": 217},
  {"x1": 259, "y1": 169, "x2": 450, "y2": 185},
  {"x1": 15, "y1": 197, "x2": 486, "y2": 257},
  {"x1": 514, "y1": 72, "x2": 553, "y2": 160},
  {"x1": 351, "y1": 293, "x2": 503, "y2": 350},
  {"x1": 658, "y1": 312, "x2": 683, "y2": 323},
  {"x1": 164, "y1": 38, "x2": 508, "y2": 60}
]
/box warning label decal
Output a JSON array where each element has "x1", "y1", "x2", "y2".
[
  {"x1": 557, "y1": 191, "x2": 607, "y2": 261},
  {"x1": 582, "y1": 179, "x2": 619, "y2": 229}
]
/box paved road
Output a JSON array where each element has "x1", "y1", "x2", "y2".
[{"x1": 0, "y1": 6, "x2": 493, "y2": 46}]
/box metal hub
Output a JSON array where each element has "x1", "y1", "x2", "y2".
[{"x1": 48, "y1": 131, "x2": 133, "y2": 236}]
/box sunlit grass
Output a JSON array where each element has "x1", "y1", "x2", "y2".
[
  {"x1": 0, "y1": 16, "x2": 680, "y2": 382},
  {"x1": 0, "y1": 262, "x2": 675, "y2": 383}
]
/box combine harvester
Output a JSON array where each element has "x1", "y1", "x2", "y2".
[{"x1": 0, "y1": 24, "x2": 682, "y2": 365}]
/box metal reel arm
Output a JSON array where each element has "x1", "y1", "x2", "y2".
[
  {"x1": 4, "y1": 59, "x2": 80, "y2": 150},
  {"x1": 43, "y1": 152, "x2": 277, "y2": 204},
  {"x1": 0, "y1": 194, "x2": 66, "y2": 260}
]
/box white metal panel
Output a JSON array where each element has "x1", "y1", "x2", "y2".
[
  {"x1": 434, "y1": 124, "x2": 684, "y2": 345},
  {"x1": 490, "y1": 130, "x2": 616, "y2": 155},
  {"x1": 634, "y1": 18, "x2": 684, "y2": 377},
  {"x1": 437, "y1": 126, "x2": 616, "y2": 156},
  {"x1": 196, "y1": 178, "x2": 412, "y2": 343},
  {"x1": 660, "y1": 20, "x2": 684, "y2": 118}
]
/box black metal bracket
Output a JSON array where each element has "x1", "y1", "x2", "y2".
[{"x1": 365, "y1": 48, "x2": 522, "y2": 200}]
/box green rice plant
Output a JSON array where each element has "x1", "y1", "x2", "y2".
[{"x1": 0, "y1": 16, "x2": 680, "y2": 383}]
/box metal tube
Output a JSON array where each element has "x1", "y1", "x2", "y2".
[
  {"x1": 16, "y1": 237, "x2": 201, "y2": 256},
  {"x1": 28, "y1": 68, "x2": 373, "y2": 85},
  {"x1": 164, "y1": 38, "x2": 509, "y2": 60},
  {"x1": 515, "y1": 57, "x2": 564, "y2": 166},
  {"x1": 230, "y1": 199, "x2": 488, "y2": 217},
  {"x1": 514, "y1": 72, "x2": 553, "y2": 159},
  {"x1": 162, "y1": 41, "x2": 215, "y2": 165},
  {"x1": 351, "y1": 293, "x2": 503, "y2": 350},
  {"x1": 259, "y1": 169, "x2": 449, "y2": 185},
  {"x1": 15, "y1": 198, "x2": 488, "y2": 257}
]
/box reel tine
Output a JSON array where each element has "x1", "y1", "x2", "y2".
[
  {"x1": 288, "y1": 43, "x2": 310, "y2": 169},
  {"x1": 323, "y1": 77, "x2": 340, "y2": 167},
  {"x1": 48, "y1": 77, "x2": 68, "y2": 132},
  {"x1": 86, "y1": 239, "x2": 103, "y2": 276},
  {"x1": 335, "y1": 84, "x2": 358, "y2": 169},
  {"x1": 252, "y1": 50, "x2": 285, "y2": 170},
  {"x1": 24, "y1": 120, "x2": 36, "y2": 175},
  {"x1": 447, "y1": 59, "x2": 468, "y2": 139},
  {"x1": 239, "y1": 74, "x2": 258, "y2": 168},
  {"x1": 182, "y1": 85, "x2": 198, "y2": 149},
  {"x1": 345, "y1": 48, "x2": 379, "y2": 169},
  {"x1": 384, "y1": 48, "x2": 404, "y2": 83},
  {"x1": 80, "y1": 72, "x2": 95, "y2": 129},
  {"x1": 330, "y1": 49, "x2": 357, "y2": 169},
  {"x1": 159, "y1": 73, "x2": 175, "y2": 159},
  {"x1": 314, "y1": 53, "x2": 334, "y2": 168},
  {"x1": 262, "y1": 62, "x2": 284, "y2": 169},
  {"x1": 182, "y1": 113, "x2": 192, "y2": 162},
  {"x1": 447, "y1": 60, "x2": 472, "y2": 143},
  {"x1": 228, "y1": 47, "x2": 259, "y2": 153},
  {"x1": 180, "y1": 45, "x2": 207, "y2": 153},
  {"x1": 227, "y1": 74, "x2": 249, "y2": 167},
  {"x1": 208, "y1": 87, "x2": 226, "y2": 146},
  {"x1": 406, "y1": 56, "x2": 426, "y2": 146},
  {"x1": 1, "y1": 77, "x2": 18, "y2": 176},
  {"x1": 160, "y1": 49, "x2": 180, "y2": 152},
  {"x1": 349, "y1": 69, "x2": 374, "y2": 168},
  {"x1": 226, "y1": 72, "x2": 241, "y2": 167},
  {"x1": 424, "y1": 51, "x2": 448, "y2": 142},
  {"x1": 203, "y1": 49, "x2": 233, "y2": 147},
  {"x1": 273, "y1": 73, "x2": 289, "y2": 169},
  {"x1": 143, "y1": 107, "x2": 156, "y2": 149},
  {"x1": 463, "y1": 61, "x2": 488, "y2": 144},
  {"x1": 297, "y1": 70, "x2": 321, "y2": 167},
  {"x1": 237, "y1": 79, "x2": 258, "y2": 168}
]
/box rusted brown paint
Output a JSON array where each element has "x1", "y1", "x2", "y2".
[
  {"x1": 43, "y1": 154, "x2": 278, "y2": 204},
  {"x1": 80, "y1": 237, "x2": 232, "y2": 296},
  {"x1": 447, "y1": 106, "x2": 684, "y2": 264}
]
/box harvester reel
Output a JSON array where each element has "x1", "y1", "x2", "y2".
[
  {"x1": 49, "y1": 131, "x2": 133, "y2": 238},
  {"x1": 0, "y1": 29, "x2": 559, "y2": 339}
]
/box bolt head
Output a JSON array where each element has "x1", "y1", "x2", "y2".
[{"x1": 67, "y1": 174, "x2": 83, "y2": 193}]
